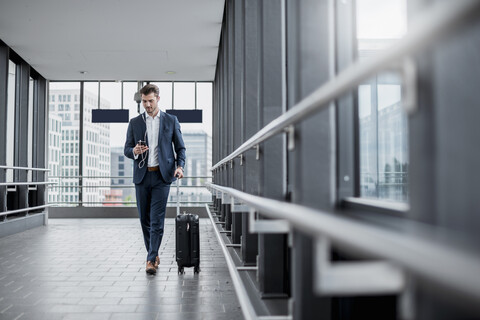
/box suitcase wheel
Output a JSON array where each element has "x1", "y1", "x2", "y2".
[
  {"x1": 178, "y1": 267, "x2": 185, "y2": 275},
  {"x1": 194, "y1": 266, "x2": 200, "y2": 274}
]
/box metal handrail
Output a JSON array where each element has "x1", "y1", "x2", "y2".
[
  {"x1": 211, "y1": 0, "x2": 480, "y2": 170},
  {"x1": 49, "y1": 184, "x2": 209, "y2": 189},
  {"x1": 0, "y1": 165, "x2": 49, "y2": 172},
  {"x1": 0, "y1": 182, "x2": 55, "y2": 186},
  {"x1": 49, "y1": 201, "x2": 211, "y2": 205},
  {"x1": 207, "y1": 183, "x2": 480, "y2": 302},
  {"x1": 46, "y1": 175, "x2": 212, "y2": 206},
  {"x1": 205, "y1": 204, "x2": 291, "y2": 320},
  {"x1": 48, "y1": 175, "x2": 213, "y2": 179},
  {"x1": 0, "y1": 204, "x2": 52, "y2": 217}
]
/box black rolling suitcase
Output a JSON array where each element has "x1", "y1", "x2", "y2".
[{"x1": 175, "y1": 179, "x2": 200, "y2": 274}]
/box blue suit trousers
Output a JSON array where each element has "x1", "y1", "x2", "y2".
[{"x1": 135, "y1": 170, "x2": 171, "y2": 262}]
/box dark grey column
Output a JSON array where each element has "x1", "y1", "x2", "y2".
[
  {"x1": 232, "y1": 0, "x2": 243, "y2": 191},
  {"x1": 222, "y1": 0, "x2": 235, "y2": 231},
  {"x1": 231, "y1": 208, "x2": 242, "y2": 243},
  {"x1": 230, "y1": 0, "x2": 244, "y2": 245},
  {"x1": 219, "y1": 39, "x2": 227, "y2": 226},
  {"x1": 222, "y1": 21, "x2": 227, "y2": 177},
  {"x1": 226, "y1": 0, "x2": 234, "y2": 192},
  {"x1": 243, "y1": 0, "x2": 260, "y2": 193},
  {"x1": 292, "y1": 232, "x2": 331, "y2": 319},
  {"x1": 240, "y1": 0, "x2": 260, "y2": 263},
  {"x1": 257, "y1": 0, "x2": 288, "y2": 298},
  {"x1": 213, "y1": 44, "x2": 221, "y2": 185},
  {"x1": 0, "y1": 44, "x2": 8, "y2": 213},
  {"x1": 286, "y1": 0, "x2": 332, "y2": 318},
  {"x1": 33, "y1": 76, "x2": 47, "y2": 209},
  {"x1": 14, "y1": 61, "x2": 30, "y2": 211},
  {"x1": 410, "y1": 4, "x2": 480, "y2": 318},
  {"x1": 30, "y1": 77, "x2": 39, "y2": 208},
  {"x1": 222, "y1": 11, "x2": 229, "y2": 193},
  {"x1": 214, "y1": 34, "x2": 224, "y2": 186}
]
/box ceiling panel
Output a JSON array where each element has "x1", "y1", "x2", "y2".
[{"x1": 0, "y1": 0, "x2": 224, "y2": 81}]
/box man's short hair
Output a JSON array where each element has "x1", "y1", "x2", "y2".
[{"x1": 140, "y1": 84, "x2": 160, "y2": 97}]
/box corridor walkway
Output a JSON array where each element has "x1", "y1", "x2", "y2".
[{"x1": 0, "y1": 218, "x2": 243, "y2": 320}]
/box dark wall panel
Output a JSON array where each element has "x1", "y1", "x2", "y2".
[
  {"x1": 0, "y1": 44, "x2": 8, "y2": 212},
  {"x1": 286, "y1": 0, "x2": 333, "y2": 319},
  {"x1": 410, "y1": 7, "x2": 480, "y2": 318}
]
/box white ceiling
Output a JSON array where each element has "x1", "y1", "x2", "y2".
[{"x1": 0, "y1": 0, "x2": 224, "y2": 81}]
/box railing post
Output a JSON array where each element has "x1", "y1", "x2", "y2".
[{"x1": 241, "y1": 211, "x2": 258, "y2": 266}]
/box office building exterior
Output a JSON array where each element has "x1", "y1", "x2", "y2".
[
  {"x1": 48, "y1": 89, "x2": 111, "y2": 205},
  {"x1": 110, "y1": 146, "x2": 134, "y2": 204}
]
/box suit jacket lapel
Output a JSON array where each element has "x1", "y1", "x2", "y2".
[
  {"x1": 141, "y1": 113, "x2": 149, "y2": 146},
  {"x1": 159, "y1": 111, "x2": 165, "y2": 145}
]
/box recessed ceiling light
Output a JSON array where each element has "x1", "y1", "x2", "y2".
[{"x1": 165, "y1": 71, "x2": 176, "y2": 74}]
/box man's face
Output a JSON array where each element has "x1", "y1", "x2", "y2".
[{"x1": 142, "y1": 92, "x2": 160, "y2": 115}]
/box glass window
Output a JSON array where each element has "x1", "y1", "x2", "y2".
[
  {"x1": 28, "y1": 76, "x2": 34, "y2": 181},
  {"x1": 173, "y1": 82, "x2": 195, "y2": 110},
  {"x1": 47, "y1": 81, "x2": 212, "y2": 207},
  {"x1": 356, "y1": 0, "x2": 408, "y2": 203},
  {"x1": 84, "y1": 82, "x2": 115, "y2": 207},
  {"x1": 196, "y1": 82, "x2": 213, "y2": 138},
  {"x1": 151, "y1": 82, "x2": 173, "y2": 109},
  {"x1": 6, "y1": 60, "x2": 16, "y2": 182},
  {"x1": 48, "y1": 82, "x2": 80, "y2": 206},
  {"x1": 100, "y1": 82, "x2": 121, "y2": 109}
]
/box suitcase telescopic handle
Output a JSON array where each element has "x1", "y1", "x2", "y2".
[{"x1": 176, "y1": 175, "x2": 180, "y2": 216}]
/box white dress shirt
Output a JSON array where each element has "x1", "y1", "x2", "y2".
[
  {"x1": 134, "y1": 111, "x2": 161, "y2": 167},
  {"x1": 145, "y1": 111, "x2": 160, "y2": 167}
]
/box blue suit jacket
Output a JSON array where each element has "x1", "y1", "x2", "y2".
[{"x1": 124, "y1": 111, "x2": 186, "y2": 184}]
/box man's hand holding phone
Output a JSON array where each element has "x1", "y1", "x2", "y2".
[
  {"x1": 174, "y1": 167, "x2": 184, "y2": 179},
  {"x1": 134, "y1": 140, "x2": 149, "y2": 155}
]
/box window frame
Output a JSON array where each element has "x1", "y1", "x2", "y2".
[{"x1": 335, "y1": 0, "x2": 409, "y2": 216}]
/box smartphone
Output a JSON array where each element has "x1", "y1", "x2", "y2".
[{"x1": 138, "y1": 140, "x2": 147, "y2": 147}]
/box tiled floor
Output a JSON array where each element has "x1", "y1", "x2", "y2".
[{"x1": 0, "y1": 218, "x2": 244, "y2": 320}]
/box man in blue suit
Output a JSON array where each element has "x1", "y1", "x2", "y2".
[{"x1": 124, "y1": 84, "x2": 186, "y2": 275}]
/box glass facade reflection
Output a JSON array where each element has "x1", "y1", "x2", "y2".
[{"x1": 356, "y1": 0, "x2": 409, "y2": 202}]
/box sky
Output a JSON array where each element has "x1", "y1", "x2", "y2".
[{"x1": 356, "y1": 0, "x2": 407, "y2": 39}]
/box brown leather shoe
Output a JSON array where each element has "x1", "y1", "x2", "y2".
[
  {"x1": 146, "y1": 261, "x2": 156, "y2": 275},
  {"x1": 154, "y1": 256, "x2": 160, "y2": 269}
]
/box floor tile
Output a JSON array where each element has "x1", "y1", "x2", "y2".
[{"x1": 0, "y1": 218, "x2": 244, "y2": 319}]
